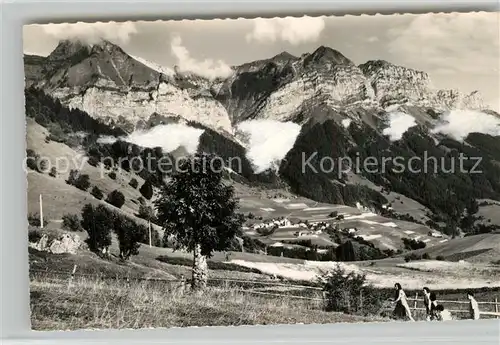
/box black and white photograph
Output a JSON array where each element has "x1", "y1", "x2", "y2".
[{"x1": 23, "y1": 12, "x2": 500, "y2": 331}]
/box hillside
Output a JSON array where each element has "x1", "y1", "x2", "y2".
[
  {"x1": 26, "y1": 113, "x2": 444, "y2": 255},
  {"x1": 406, "y1": 232, "x2": 500, "y2": 263}
]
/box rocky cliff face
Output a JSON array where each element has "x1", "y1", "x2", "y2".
[
  {"x1": 25, "y1": 40, "x2": 487, "y2": 134},
  {"x1": 27, "y1": 40, "x2": 232, "y2": 133},
  {"x1": 359, "y1": 60, "x2": 484, "y2": 110},
  {"x1": 216, "y1": 46, "x2": 375, "y2": 124}
]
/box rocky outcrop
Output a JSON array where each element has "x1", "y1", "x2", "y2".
[
  {"x1": 359, "y1": 60, "x2": 484, "y2": 110},
  {"x1": 29, "y1": 231, "x2": 83, "y2": 255},
  {"x1": 217, "y1": 46, "x2": 375, "y2": 124}
]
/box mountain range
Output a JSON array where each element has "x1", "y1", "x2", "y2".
[
  {"x1": 24, "y1": 39, "x2": 500, "y2": 239},
  {"x1": 25, "y1": 39, "x2": 487, "y2": 132}
]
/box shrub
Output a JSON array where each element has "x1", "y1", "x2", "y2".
[
  {"x1": 137, "y1": 204, "x2": 156, "y2": 222},
  {"x1": 404, "y1": 253, "x2": 423, "y2": 262},
  {"x1": 139, "y1": 180, "x2": 154, "y2": 200},
  {"x1": 113, "y1": 216, "x2": 142, "y2": 260},
  {"x1": 74, "y1": 174, "x2": 91, "y2": 191},
  {"x1": 87, "y1": 156, "x2": 100, "y2": 167},
  {"x1": 28, "y1": 228, "x2": 43, "y2": 243},
  {"x1": 335, "y1": 240, "x2": 385, "y2": 261},
  {"x1": 108, "y1": 171, "x2": 117, "y2": 180},
  {"x1": 436, "y1": 255, "x2": 446, "y2": 261},
  {"x1": 321, "y1": 265, "x2": 381, "y2": 315},
  {"x1": 129, "y1": 178, "x2": 139, "y2": 189},
  {"x1": 422, "y1": 253, "x2": 431, "y2": 260},
  {"x1": 66, "y1": 169, "x2": 79, "y2": 186},
  {"x1": 402, "y1": 238, "x2": 427, "y2": 251},
  {"x1": 28, "y1": 213, "x2": 48, "y2": 227},
  {"x1": 329, "y1": 211, "x2": 338, "y2": 218},
  {"x1": 91, "y1": 186, "x2": 104, "y2": 200},
  {"x1": 26, "y1": 149, "x2": 39, "y2": 171},
  {"x1": 106, "y1": 190, "x2": 126, "y2": 209},
  {"x1": 26, "y1": 149, "x2": 48, "y2": 173},
  {"x1": 242, "y1": 236, "x2": 267, "y2": 253},
  {"x1": 61, "y1": 214, "x2": 83, "y2": 232},
  {"x1": 81, "y1": 204, "x2": 114, "y2": 256},
  {"x1": 49, "y1": 167, "x2": 57, "y2": 178}
]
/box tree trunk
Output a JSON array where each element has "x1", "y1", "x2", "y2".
[{"x1": 191, "y1": 243, "x2": 208, "y2": 290}]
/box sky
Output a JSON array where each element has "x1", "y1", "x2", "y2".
[{"x1": 23, "y1": 12, "x2": 500, "y2": 111}]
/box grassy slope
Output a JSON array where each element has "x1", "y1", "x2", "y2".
[
  {"x1": 26, "y1": 118, "x2": 147, "y2": 219},
  {"x1": 406, "y1": 233, "x2": 500, "y2": 263},
  {"x1": 30, "y1": 273, "x2": 381, "y2": 331}
]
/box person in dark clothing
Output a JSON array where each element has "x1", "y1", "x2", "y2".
[{"x1": 422, "y1": 287, "x2": 432, "y2": 321}]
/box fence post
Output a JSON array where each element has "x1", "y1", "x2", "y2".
[
  {"x1": 495, "y1": 298, "x2": 498, "y2": 319},
  {"x1": 360, "y1": 289, "x2": 363, "y2": 311},
  {"x1": 414, "y1": 292, "x2": 418, "y2": 318},
  {"x1": 67, "y1": 264, "x2": 77, "y2": 290}
]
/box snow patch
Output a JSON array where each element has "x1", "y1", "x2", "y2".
[
  {"x1": 236, "y1": 119, "x2": 301, "y2": 173},
  {"x1": 302, "y1": 207, "x2": 335, "y2": 211},
  {"x1": 383, "y1": 111, "x2": 417, "y2": 141},
  {"x1": 341, "y1": 119, "x2": 352, "y2": 128},
  {"x1": 285, "y1": 203, "x2": 309, "y2": 209},
  {"x1": 344, "y1": 212, "x2": 378, "y2": 220},
  {"x1": 358, "y1": 234, "x2": 382, "y2": 241}
]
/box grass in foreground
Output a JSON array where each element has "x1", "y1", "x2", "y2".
[{"x1": 30, "y1": 275, "x2": 385, "y2": 331}]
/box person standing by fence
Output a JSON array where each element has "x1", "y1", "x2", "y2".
[
  {"x1": 467, "y1": 291, "x2": 480, "y2": 320},
  {"x1": 392, "y1": 283, "x2": 415, "y2": 321},
  {"x1": 422, "y1": 287, "x2": 432, "y2": 321},
  {"x1": 429, "y1": 292, "x2": 438, "y2": 320}
]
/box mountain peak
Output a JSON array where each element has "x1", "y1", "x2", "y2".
[
  {"x1": 47, "y1": 39, "x2": 92, "y2": 62},
  {"x1": 48, "y1": 39, "x2": 128, "y2": 63},
  {"x1": 271, "y1": 51, "x2": 297, "y2": 61},
  {"x1": 358, "y1": 59, "x2": 392, "y2": 71},
  {"x1": 307, "y1": 46, "x2": 352, "y2": 65},
  {"x1": 90, "y1": 39, "x2": 125, "y2": 55}
]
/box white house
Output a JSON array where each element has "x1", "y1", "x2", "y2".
[{"x1": 428, "y1": 231, "x2": 443, "y2": 238}]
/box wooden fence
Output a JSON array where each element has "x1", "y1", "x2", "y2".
[
  {"x1": 387, "y1": 292, "x2": 500, "y2": 318},
  {"x1": 30, "y1": 268, "x2": 499, "y2": 318}
]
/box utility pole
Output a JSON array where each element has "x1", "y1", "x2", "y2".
[
  {"x1": 148, "y1": 219, "x2": 152, "y2": 248},
  {"x1": 39, "y1": 194, "x2": 44, "y2": 228}
]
